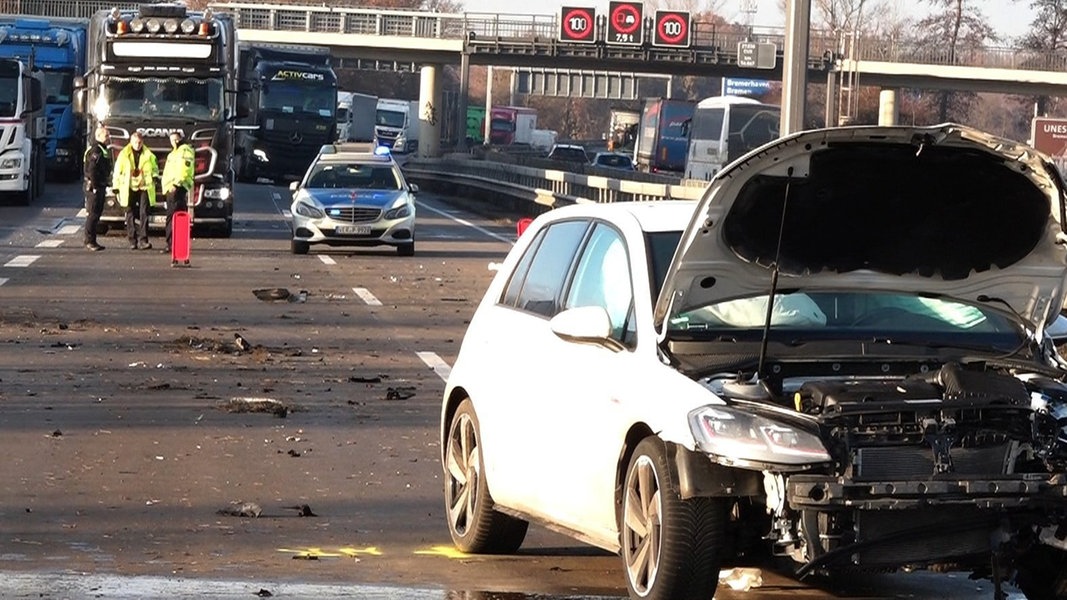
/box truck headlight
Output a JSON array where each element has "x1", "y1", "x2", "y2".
[
  {"x1": 55, "y1": 148, "x2": 70, "y2": 157},
  {"x1": 252, "y1": 148, "x2": 269, "y2": 162},
  {"x1": 204, "y1": 187, "x2": 230, "y2": 200},
  {"x1": 293, "y1": 201, "x2": 324, "y2": 219},
  {"x1": 689, "y1": 405, "x2": 830, "y2": 466},
  {"x1": 0, "y1": 157, "x2": 22, "y2": 169}
]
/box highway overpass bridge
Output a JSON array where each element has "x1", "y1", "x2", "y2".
[{"x1": 4, "y1": 0, "x2": 1067, "y2": 154}]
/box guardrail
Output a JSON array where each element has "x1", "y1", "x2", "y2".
[{"x1": 402, "y1": 155, "x2": 706, "y2": 212}]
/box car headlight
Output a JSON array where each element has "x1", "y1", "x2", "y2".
[
  {"x1": 384, "y1": 197, "x2": 412, "y2": 219},
  {"x1": 688, "y1": 405, "x2": 830, "y2": 466},
  {"x1": 293, "y1": 200, "x2": 324, "y2": 219},
  {"x1": 0, "y1": 156, "x2": 22, "y2": 169}
]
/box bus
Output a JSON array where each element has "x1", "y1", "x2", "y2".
[{"x1": 684, "y1": 95, "x2": 780, "y2": 181}]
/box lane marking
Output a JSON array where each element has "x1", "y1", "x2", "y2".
[
  {"x1": 57, "y1": 224, "x2": 81, "y2": 236},
  {"x1": 0, "y1": 278, "x2": 9, "y2": 286},
  {"x1": 414, "y1": 545, "x2": 469, "y2": 559},
  {"x1": 282, "y1": 210, "x2": 292, "y2": 218},
  {"x1": 5, "y1": 255, "x2": 40, "y2": 268},
  {"x1": 416, "y1": 351, "x2": 451, "y2": 382},
  {"x1": 318, "y1": 255, "x2": 336, "y2": 265},
  {"x1": 416, "y1": 201, "x2": 515, "y2": 245},
  {"x1": 35, "y1": 239, "x2": 64, "y2": 248},
  {"x1": 353, "y1": 287, "x2": 381, "y2": 306},
  {"x1": 76, "y1": 208, "x2": 88, "y2": 218}
]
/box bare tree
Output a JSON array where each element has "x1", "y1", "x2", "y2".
[
  {"x1": 916, "y1": 0, "x2": 998, "y2": 122},
  {"x1": 1012, "y1": 0, "x2": 1067, "y2": 119}
]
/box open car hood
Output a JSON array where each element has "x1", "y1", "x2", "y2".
[{"x1": 656, "y1": 124, "x2": 1067, "y2": 335}]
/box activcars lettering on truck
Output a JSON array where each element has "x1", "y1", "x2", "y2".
[{"x1": 272, "y1": 70, "x2": 325, "y2": 81}]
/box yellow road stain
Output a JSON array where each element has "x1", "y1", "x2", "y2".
[
  {"x1": 278, "y1": 546, "x2": 382, "y2": 559},
  {"x1": 414, "y1": 545, "x2": 470, "y2": 559},
  {"x1": 338, "y1": 546, "x2": 382, "y2": 557}
]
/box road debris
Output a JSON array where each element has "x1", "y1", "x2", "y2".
[
  {"x1": 252, "y1": 288, "x2": 290, "y2": 302},
  {"x1": 385, "y1": 386, "x2": 416, "y2": 401},
  {"x1": 283, "y1": 504, "x2": 317, "y2": 517},
  {"x1": 216, "y1": 501, "x2": 262, "y2": 518},
  {"x1": 220, "y1": 397, "x2": 291, "y2": 418}
]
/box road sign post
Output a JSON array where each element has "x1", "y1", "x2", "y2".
[
  {"x1": 607, "y1": 1, "x2": 643, "y2": 45},
  {"x1": 559, "y1": 6, "x2": 596, "y2": 43},
  {"x1": 652, "y1": 10, "x2": 691, "y2": 48}
]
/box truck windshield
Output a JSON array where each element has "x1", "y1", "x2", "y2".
[
  {"x1": 0, "y1": 76, "x2": 15, "y2": 117},
  {"x1": 42, "y1": 70, "x2": 73, "y2": 105},
  {"x1": 105, "y1": 77, "x2": 223, "y2": 121},
  {"x1": 262, "y1": 82, "x2": 334, "y2": 116},
  {"x1": 376, "y1": 109, "x2": 406, "y2": 128}
]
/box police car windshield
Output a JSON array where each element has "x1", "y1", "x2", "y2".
[
  {"x1": 106, "y1": 77, "x2": 223, "y2": 121},
  {"x1": 262, "y1": 83, "x2": 334, "y2": 117},
  {"x1": 307, "y1": 163, "x2": 400, "y2": 190}
]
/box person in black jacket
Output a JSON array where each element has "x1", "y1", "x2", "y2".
[{"x1": 83, "y1": 126, "x2": 113, "y2": 251}]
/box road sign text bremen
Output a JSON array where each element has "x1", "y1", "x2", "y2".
[
  {"x1": 652, "y1": 10, "x2": 691, "y2": 48},
  {"x1": 608, "y1": 1, "x2": 643, "y2": 45},
  {"x1": 559, "y1": 6, "x2": 596, "y2": 43}
]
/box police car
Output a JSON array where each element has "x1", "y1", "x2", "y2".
[{"x1": 288, "y1": 144, "x2": 417, "y2": 256}]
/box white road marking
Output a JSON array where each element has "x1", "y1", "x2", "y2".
[
  {"x1": 76, "y1": 208, "x2": 88, "y2": 218},
  {"x1": 282, "y1": 210, "x2": 292, "y2": 218},
  {"x1": 35, "y1": 239, "x2": 64, "y2": 248},
  {"x1": 57, "y1": 224, "x2": 81, "y2": 236},
  {"x1": 5, "y1": 255, "x2": 40, "y2": 268},
  {"x1": 416, "y1": 351, "x2": 452, "y2": 382},
  {"x1": 0, "y1": 278, "x2": 9, "y2": 286},
  {"x1": 353, "y1": 287, "x2": 382, "y2": 306},
  {"x1": 318, "y1": 255, "x2": 336, "y2": 265},
  {"x1": 416, "y1": 201, "x2": 514, "y2": 244}
]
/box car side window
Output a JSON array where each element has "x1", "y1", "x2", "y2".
[
  {"x1": 564, "y1": 223, "x2": 635, "y2": 345},
  {"x1": 501, "y1": 220, "x2": 589, "y2": 317}
]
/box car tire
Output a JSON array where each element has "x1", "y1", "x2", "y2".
[
  {"x1": 397, "y1": 241, "x2": 415, "y2": 257},
  {"x1": 1015, "y1": 545, "x2": 1067, "y2": 600},
  {"x1": 444, "y1": 398, "x2": 528, "y2": 554},
  {"x1": 291, "y1": 239, "x2": 310, "y2": 255},
  {"x1": 622, "y1": 437, "x2": 725, "y2": 600}
]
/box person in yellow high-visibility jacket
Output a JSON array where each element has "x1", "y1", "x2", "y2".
[
  {"x1": 161, "y1": 131, "x2": 196, "y2": 254},
  {"x1": 112, "y1": 131, "x2": 159, "y2": 250}
]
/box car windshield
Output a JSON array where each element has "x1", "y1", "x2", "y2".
[
  {"x1": 596, "y1": 154, "x2": 633, "y2": 168},
  {"x1": 668, "y1": 291, "x2": 1024, "y2": 349},
  {"x1": 306, "y1": 163, "x2": 400, "y2": 190},
  {"x1": 376, "y1": 109, "x2": 406, "y2": 128}
]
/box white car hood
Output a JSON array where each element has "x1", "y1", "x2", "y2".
[{"x1": 656, "y1": 124, "x2": 1067, "y2": 334}]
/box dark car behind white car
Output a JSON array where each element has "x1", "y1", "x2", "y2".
[{"x1": 440, "y1": 123, "x2": 1067, "y2": 600}]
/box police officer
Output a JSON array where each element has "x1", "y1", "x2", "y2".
[
  {"x1": 161, "y1": 131, "x2": 195, "y2": 255},
  {"x1": 83, "y1": 126, "x2": 112, "y2": 252},
  {"x1": 112, "y1": 131, "x2": 159, "y2": 250}
]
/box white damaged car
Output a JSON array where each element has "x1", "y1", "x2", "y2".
[{"x1": 440, "y1": 124, "x2": 1067, "y2": 600}]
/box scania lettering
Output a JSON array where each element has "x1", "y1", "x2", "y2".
[
  {"x1": 236, "y1": 42, "x2": 337, "y2": 183},
  {"x1": 74, "y1": 4, "x2": 239, "y2": 237},
  {"x1": 0, "y1": 17, "x2": 87, "y2": 180},
  {"x1": 0, "y1": 58, "x2": 46, "y2": 204}
]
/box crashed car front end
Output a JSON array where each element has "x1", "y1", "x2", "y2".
[{"x1": 655, "y1": 123, "x2": 1067, "y2": 594}]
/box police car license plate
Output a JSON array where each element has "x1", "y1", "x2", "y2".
[{"x1": 336, "y1": 225, "x2": 371, "y2": 235}]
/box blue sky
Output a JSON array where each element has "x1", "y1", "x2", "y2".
[{"x1": 460, "y1": 1, "x2": 1034, "y2": 42}]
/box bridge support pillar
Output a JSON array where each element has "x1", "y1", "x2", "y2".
[
  {"x1": 455, "y1": 53, "x2": 470, "y2": 153},
  {"x1": 418, "y1": 64, "x2": 443, "y2": 158},
  {"x1": 878, "y1": 89, "x2": 898, "y2": 126}
]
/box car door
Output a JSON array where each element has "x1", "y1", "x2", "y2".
[{"x1": 471, "y1": 218, "x2": 593, "y2": 518}]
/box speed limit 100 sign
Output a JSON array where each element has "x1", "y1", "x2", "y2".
[
  {"x1": 652, "y1": 10, "x2": 691, "y2": 48},
  {"x1": 559, "y1": 6, "x2": 596, "y2": 43}
]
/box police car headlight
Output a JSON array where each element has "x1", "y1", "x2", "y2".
[
  {"x1": 294, "y1": 201, "x2": 324, "y2": 219},
  {"x1": 384, "y1": 197, "x2": 412, "y2": 220},
  {"x1": 0, "y1": 156, "x2": 22, "y2": 169}
]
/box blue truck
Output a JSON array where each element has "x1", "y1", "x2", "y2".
[
  {"x1": 633, "y1": 97, "x2": 696, "y2": 175},
  {"x1": 0, "y1": 17, "x2": 87, "y2": 180}
]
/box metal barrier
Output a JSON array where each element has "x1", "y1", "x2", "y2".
[{"x1": 402, "y1": 156, "x2": 705, "y2": 210}]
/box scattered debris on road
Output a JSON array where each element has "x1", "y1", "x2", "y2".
[{"x1": 216, "y1": 501, "x2": 262, "y2": 518}]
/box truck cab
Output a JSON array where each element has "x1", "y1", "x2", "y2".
[
  {"x1": 374, "y1": 98, "x2": 419, "y2": 153},
  {"x1": 0, "y1": 58, "x2": 45, "y2": 204},
  {"x1": 0, "y1": 17, "x2": 86, "y2": 180}
]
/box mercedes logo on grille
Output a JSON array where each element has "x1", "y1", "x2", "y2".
[{"x1": 289, "y1": 131, "x2": 303, "y2": 144}]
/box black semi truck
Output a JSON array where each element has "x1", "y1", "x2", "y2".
[
  {"x1": 235, "y1": 42, "x2": 337, "y2": 184},
  {"x1": 75, "y1": 3, "x2": 239, "y2": 237}
]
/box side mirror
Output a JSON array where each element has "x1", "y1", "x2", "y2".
[
  {"x1": 288, "y1": 181, "x2": 299, "y2": 192},
  {"x1": 409, "y1": 183, "x2": 419, "y2": 194},
  {"x1": 549, "y1": 306, "x2": 624, "y2": 352},
  {"x1": 72, "y1": 76, "x2": 87, "y2": 116}
]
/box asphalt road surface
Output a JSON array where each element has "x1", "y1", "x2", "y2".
[{"x1": 0, "y1": 180, "x2": 1025, "y2": 599}]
